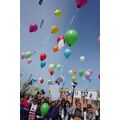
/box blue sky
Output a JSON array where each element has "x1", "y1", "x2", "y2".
[{"x1": 20, "y1": 0, "x2": 100, "y2": 92}]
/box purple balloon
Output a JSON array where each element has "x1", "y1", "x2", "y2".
[
  {"x1": 29, "y1": 23, "x2": 38, "y2": 32},
  {"x1": 84, "y1": 71, "x2": 92, "y2": 79},
  {"x1": 88, "y1": 69, "x2": 92, "y2": 75}
]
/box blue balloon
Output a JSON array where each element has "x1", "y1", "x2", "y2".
[
  {"x1": 40, "y1": 61, "x2": 46, "y2": 68},
  {"x1": 64, "y1": 48, "x2": 71, "y2": 58}
]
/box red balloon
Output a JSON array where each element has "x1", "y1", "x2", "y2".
[
  {"x1": 50, "y1": 69, "x2": 54, "y2": 76},
  {"x1": 40, "y1": 79, "x2": 44, "y2": 84},
  {"x1": 76, "y1": 0, "x2": 88, "y2": 8},
  {"x1": 57, "y1": 35, "x2": 65, "y2": 43},
  {"x1": 40, "y1": 53, "x2": 47, "y2": 61},
  {"x1": 29, "y1": 23, "x2": 38, "y2": 32}
]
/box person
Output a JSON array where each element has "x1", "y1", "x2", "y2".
[
  {"x1": 86, "y1": 104, "x2": 93, "y2": 120},
  {"x1": 83, "y1": 107, "x2": 87, "y2": 120},
  {"x1": 60, "y1": 99, "x2": 66, "y2": 120},
  {"x1": 72, "y1": 101, "x2": 82, "y2": 120},
  {"x1": 21, "y1": 95, "x2": 31, "y2": 120}
]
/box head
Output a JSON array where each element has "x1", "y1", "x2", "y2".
[
  {"x1": 87, "y1": 104, "x2": 93, "y2": 113},
  {"x1": 65, "y1": 100, "x2": 70, "y2": 108},
  {"x1": 76, "y1": 102, "x2": 81, "y2": 109}
]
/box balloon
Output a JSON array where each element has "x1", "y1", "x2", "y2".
[
  {"x1": 40, "y1": 53, "x2": 47, "y2": 61},
  {"x1": 39, "y1": 0, "x2": 43, "y2": 5},
  {"x1": 48, "y1": 80, "x2": 53, "y2": 85},
  {"x1": 88, "y1": 69, "x2": 92, "y2": 75},
  {"x1": 80, "y1": 56, "x2": 85, "y2": 62},
  {"x1": 25, "y1": 51, "x2": 33, "y2": 58},
  {"x1": 40, "y1": 61, "x2": 46, "y2": 68},
  {"x1": 56, "y1": 64, "x2": 62, "y2": 71},
  {"x1": 64, "y1": 29, "x2": 78, "y2": 47},
  {"x1": 69, "y1": 70, "x2": 73, "y2": 75},
  {"x1": 34, "y1": 85, "x2": 39, "y2": 91},
  {"x1": 27, "y1": 58, "x2": 32, "y2": 64},
  {"x1": 54, "y1": 9, "x2": 62, "y2": 17},
  {"x1": 72, "y1": 76, "x2": 76, "y2": 82},
  {"x1": 21, "y1": 52, "x2": 26, "y2": 59},
  {"x1": 51, "y1": 25, "x2": 59, "y2": 34},
  {"x1": 29, "y1": 23, "x2": 38, "y2": 32},
  {"x1": 76, "y1": 0, "x2": 88, "y2": 8},
  {"x1": 79, "y1": 70, "x2": 84, "y2": 77},
  {"x1": 57, "y1": 35, "x2": 65, "y2": 43},
  {"x1": 64, "y1": 48, "x2": 71, "y2": 58},
  {"x1": 40, "y1": 103, "x2": 50, "y2": 116},
  {"x1": 73, "y1": 70, "x2": 77, "y2": 74},
  {"x1": 40, "y1": 78, "x2": 44, "y2": 84},
  {"x1": 84, "y1": 71, "x2": 92, "y2": 79},
  {"x1": 53, "y1": 46, "x2": 59, "y2": 52},
  {"x1": 48, "y1": 88, "x2": 51, "y2": 93},
  {"x1": 50, "y1": 69, "x2": 54, "y2": 76},
  {"x1": 49, "y1": 64, "x2": 56, "y2": 70}
]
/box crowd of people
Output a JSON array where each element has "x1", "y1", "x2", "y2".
[{"x1": 20, "y1": 91, "x2": 100, "y2": 120}]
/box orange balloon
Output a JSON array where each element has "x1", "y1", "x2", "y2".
[
  {"x1": 53, "y1": 46, "x2": 59, "y2": 52},
  {"x1": 73, "y1": 70, "x2": 77, "y2": 74}
]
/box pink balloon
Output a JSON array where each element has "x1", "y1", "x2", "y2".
[
  {"x1": 76, "y1": 0, "x2": 88, "y2": 8},
  {"x1": 21, "y1": 52, "x2": 25, "y2": 59},
  {"x1": 88, "y1": 69, "x2": 92, "y2": 75},
  {"x1": 29, "y1": 23, "x2": 38, "y2": 32},
  {"x1": 27, "y1": 59, "x2": 32, "y2": 64},
  {"x1": 84, "y1": 71, "x2": 92, "y2": 79}
]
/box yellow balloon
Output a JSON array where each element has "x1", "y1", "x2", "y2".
[
  {"x1": 51, "y1": 25, "x2": 59, "y2": 34},
  {"x1": 48, "y1": 88, "x2": 51, "y2": 94},
  {"x1": 34, "y1": 85, "x2": 39, "y2": 91},
  {"x1": 54, "y1": 9, "x2": 62, "y2": 17},
  {"x1": 72, "y1": 76, "x2": 76, "y2": 82}
]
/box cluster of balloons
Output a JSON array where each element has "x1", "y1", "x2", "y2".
[
  {"x1": 40, "y1": 53, "x2": 47, "y2": 68},
  {"x1": 21, "y1": 51, "x2": 37, "y2": 64},
  {"x1": 48, "y1": 64, "x2": 62, "y2": 76},
  {"x1": 69, "y1": 69, "x2": 77, "y2": 75}
]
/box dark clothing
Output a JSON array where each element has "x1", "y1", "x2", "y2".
[{"x1": 73, "y1": 108, "x2": 82, "y2": 119}]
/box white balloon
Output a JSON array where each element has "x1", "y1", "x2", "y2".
[
  {"x1": 69, "y1": 70, "x2": 73, "y2": 74},
  {"x1": 80, "y1": 56, "x2": 85, "y2": 62}
]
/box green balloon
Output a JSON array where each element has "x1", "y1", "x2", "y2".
[
  {"x1": 25, "y1": 51, "x2": 33, "y2": 58},
  {"x1": 56, "y1": 64, "x2": 62, "y2": 71},
  {"x1": 40, "y1": 103, "x2": 49, "y2": 116},
  {"x1": 79, "y1": 70, "x2": 84, "y2": 77},
  {"x1": 64, "y1": 29, "x2": 78, "y2": 47},
  {"x1": 49, "y1": 64, "x2": 56, "y2": 70}
]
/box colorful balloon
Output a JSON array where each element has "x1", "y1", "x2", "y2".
[
  {"x1": 79, "y1": 70, "x2": 84, "y2": 77},
  {"x1": 56, "y1": 64, "x2": 62, "y2": 71},
  {"x1": 34, "y1": 85, "x2": 39, "y2": 91},
  {"x1": 49, "y1": 64, "x2": 56, "y2": 70},
  {"x1": 54, "y1": 9, "x2": 62, "y2": 17},
  {"x1": 76, "y1": 0, "x2": 88, "y2": 8},
  {"x1": 29, "y1": 23, "x2": 38, "y2": 32},
  {"x1": 50, "y1": 69, "x2": 54, "y2": 76},
  {"x1": 25, "y1": 51, "x2": 33, "y2": 58},
  {"x1": 21, "y1": 52, "x2": 26, "y2": 59},
  {"x1": 27, "y1": 58, "x2": 32, "y2": 64},
  {"x1": 40, "y1": 79, "x2": 44, "y2": 84},
  {"x1": 88, "y1": 69, "x2": 92, "y2": 75},
  {"x1": 73, "y1": 70, "x2": 77, "y2": 74},
  {"x1": 64, "y1": 29, "x2": 78, "y2": 47},
  {"x1": 57, "y1": 35, "x2": 65, "y2": 43},
  {"x1": 72, "y1": 76, "x2": 76, "y2": 82},
  {"x1": 69, "y1": 70, "x2": 73, "y2": 75},
  {"x1": 40, "y1": 103, "x2": 50, "y2": 116},
  {"x1": 80, "y1": 56, "x2": 85, "y2": 62},
  {"x1": 84, "y1": 71, "x2": 92, "y2": 79},
  {"x1": 98, "y1": 74, "x2": 100, "y2": 79},
  {"x1": 51, "y1": 25, "x2": 59, "y2": 34},
  {"x1": 40, "y1": 61, "x2": 46, "y2": 68},
  {"x1": 64, "y1": 48, "x2": 71, "y2": 58},
  {"x1": 53, "y1": 46, "x2": 59, "y2": 52},
  {"x1": 40, "y1": 53, "x2": 47, "y2": 61}
]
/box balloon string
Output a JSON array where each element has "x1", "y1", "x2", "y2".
[{"x1": 66, "y1": 8, "x2": 79, "y2": 30}]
